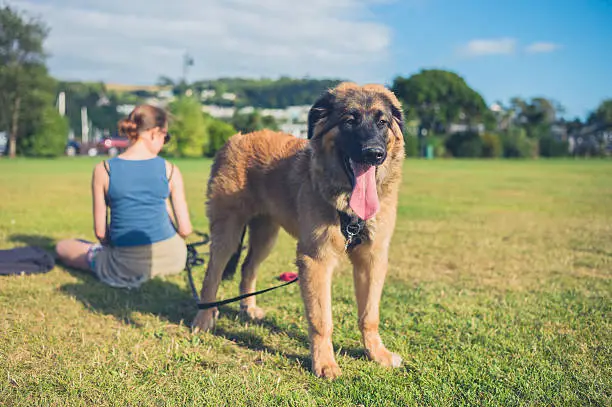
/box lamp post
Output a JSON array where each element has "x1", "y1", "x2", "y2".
[{"x1": 182, "y1": 53, "x2": 194, "y2": 84}]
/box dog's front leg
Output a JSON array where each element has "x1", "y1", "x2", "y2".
[
  {"x1": 296, "y1": 248, "x2": 341, "y2": 379},
  {"x1": 349, "y1": 239, "x2": 402, "y2": 369}
]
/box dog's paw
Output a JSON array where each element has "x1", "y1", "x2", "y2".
[
  {"x1": 240, "y1": 305, "x2": 266, "y2": 321},
  {"x1": 313, "y1": 361, "x2": 342, "y2": 380},
  {"x1": 191, "y1": 309, "x2": 219, "y2": 334},
  {"x1": 389, "y1": 352, "x2": 403, "y2": 368},
  {"x1": 366, "y1": 347, "x2": 402, "y2": 368}
]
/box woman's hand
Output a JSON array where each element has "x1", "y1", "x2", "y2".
[{"x1": 95, "y1": 225, "x2": 110, "y2": 246}]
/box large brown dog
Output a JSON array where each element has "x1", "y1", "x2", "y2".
[{"x1": 192, "y1": 82, "x2": 405, "y2": 379}]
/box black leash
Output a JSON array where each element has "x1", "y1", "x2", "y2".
[
  {"x1": 196, "y1": 277, "x2": 299, "y2": 310},
  {"x1": 184, "y1": 231, "x2": 299, "y2": 309},
  {"x1": 185, "y1": 231, "x2": 210, "y2": 302},
  {"x1": 184, "y1": 211, "x2": 364, "y2": 310}
]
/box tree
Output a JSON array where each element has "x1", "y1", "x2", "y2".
[
  {"x1": 444, "y1": 131, "x2": 483, "y2": 158},
  {"x1": 19, "y1": 104, "x2": 69, "y2": 157},
  {"x1": 57, "y1": 81, "x2": 122, "y2": 136},
  {"x1": 588, "y1": 99, "x2": 612, "y2": 125},
  {"x1": 403, "y1": 133, "x2": 419, "y2": 157},
  {"x1": 156, "y1": 75, "x2": 175, "y2": 88},
  {"x1": 0, "y1": 4, "x2": 49, "y2": 158},
  {"x1": 481, "y1": 132, "x2": 503, "y2": 158},
  {"x1": 191, "y1": 77, "x2": 344, "y2": 108},
  {"x1": 230, "y1": 110, "x2": 279, "y2": 134},
  {"x1": 16, "y1": 65, "x2": 57, "y2": 150},
  {"x1": 166, "y1": 96, "x2": 209, "y2": 158},
  {"x1": 499, "y1": 127, "x2": 538, "y2": 158},
  {"x1": 565, "y1": 117, "x2": 584, "y2": 135},
  {"x1": 206, "y1": 118, "x2": 236, "y2": 157},
  {"x1": 538, "y1": 135, "x2": 569, "y2": 157},
  {"x1": 391, "y1": 69, "x2": 489, "y2": 134},
  {"x1": 507, "y1": 96, "x2": 560, "y2": 139},
  {"x1": 261, "y1": 114, "x2": 279, "y2": 131}
]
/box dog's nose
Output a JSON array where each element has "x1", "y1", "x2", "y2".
[{"x1": 362, "y1": 146, "x2": 386, "y2": 165}]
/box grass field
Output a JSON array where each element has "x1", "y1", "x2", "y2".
[{"x1": 1, "y1": 157, "x2": 611, "y2": 406}]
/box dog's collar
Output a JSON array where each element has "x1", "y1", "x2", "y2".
[{"x1": 338, "y1": 210, "x2": 366, "y2": 252}]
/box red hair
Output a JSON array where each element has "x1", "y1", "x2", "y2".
[{"x1": 118, "y1": 104, "x2": 168, "y2": 141}]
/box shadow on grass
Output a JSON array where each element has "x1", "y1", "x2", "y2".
[
  {"x1": 210, "y1": 308, "x2": 367, "y2": 369},
  {"x1": 217, "y1": 305, "x2": 309, "y2": 344},
  {"x1": 60, "y1": 274, "x2": 198, "y2": 327},
  {"x1": 8, "y1": 234, "x2": 56, "y2": 252},
  {"x1": 212, "y1": 324, "x2": 311, "y2": 367},
  {"x1": 9, "y1": 233, "x2": 199, "y2": 327},
  {"x1": 211, "y1": 305, "x2": 368, "y2": 366},
  {"x1": 8, "y1": 233, "x2": 365, "y2": 369}
]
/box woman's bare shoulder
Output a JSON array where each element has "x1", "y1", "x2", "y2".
[{"x1": 92, "y1": 160, "x2": 110, "y2": 183}]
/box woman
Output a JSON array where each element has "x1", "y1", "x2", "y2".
[{"x1": 55, "y1": 104, "x2": 193, "y2": 288}]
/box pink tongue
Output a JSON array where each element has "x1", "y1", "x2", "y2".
[{"x1": 349, "y1": 162, "x2": 379, "y2": 220}]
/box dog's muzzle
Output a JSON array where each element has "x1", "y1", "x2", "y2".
[{"x1": 360, "y1": 145, "x2": 386, "y2": 166}]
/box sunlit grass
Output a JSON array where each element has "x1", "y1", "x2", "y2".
[{"x1": 1, "y1": 157, "x2": 610, "y2": 406}]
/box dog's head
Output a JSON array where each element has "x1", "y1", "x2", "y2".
[{"x1": 307, "y1": 82, "x2": 405, "y2": 220}]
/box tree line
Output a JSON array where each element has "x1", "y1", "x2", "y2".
[
  {"x1": 0, "y1": 4, "x2": 65, "y2": 158},
  {"x1": 391, "y1": 69, "x2": 611, "y2": 158},
  {"x1": 157, "y1": 76, "x2": 344, "y2": 109},
  {"x1": 0, "y1": 4, "x2": 274, "y2": 158},
  {"x1": 1, "y1": 3, "x2": 610, "y2": 159}
]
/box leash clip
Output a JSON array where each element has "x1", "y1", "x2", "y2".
[{"x1": 344, "y1": 223, "x2": 363, "y2": 251}]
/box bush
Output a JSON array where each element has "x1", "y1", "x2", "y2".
[
  {"x1": 539, "y1": 135, "x2": 569, "y2": 157},
  {"x1": 444, "y1": 131, "x2": 483, "y2": 157},
  {"x1": 166, "y1": 96, "x2": 209, "y2": 158},
  {"x1": 572, "y1": 138, "x2": 608, "y2": 157},
  {"x1": 403, "y1": 133, "x2": 419, "y2": 157},
  {"x1": 231, "y1": 110, "x2": 279, "y2": 134},
  {"x1": 500, "y1": 127, "x2": 538, "y2": 158},
  {"x1": 207, "y1": 119, "x2": 237, "y2": 157},
  {"x1": 18, "y1": 106, "x2": 69, "y2": 157},
  {"x1": 481, "y1": 132, "x2": 503, "y2": 158},
  {"x1": 428, "y1": 135, "x2": 448, "y2": 158}
]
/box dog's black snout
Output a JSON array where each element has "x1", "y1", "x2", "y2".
[{"x1": 362, "y1": 146, "x2": 386, "y2": 165}]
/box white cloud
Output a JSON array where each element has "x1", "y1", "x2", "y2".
[
  {"x1": 457, "y1": 37, "x2": 516, "y2": 57},
  {"x1": 524, "y1": 42, "x2": 562, "y2": 54},
  {"x1": 457, "y1": 38, "x2": 563, "y2": 58},
  {"x1": 12, "y1": 0, "x2": 396, "y2": 84}
]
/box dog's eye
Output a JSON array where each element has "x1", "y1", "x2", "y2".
[
  {"x1": 378, "y1": 119, "x2": 388, "y2": 127},
  {"x1": 345, "y1": 117, "x2": 356, "y2": 125}
]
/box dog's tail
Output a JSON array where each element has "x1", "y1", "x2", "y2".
[{"x1": 221, "y1": 225, "x2": 247, "y2": 280}]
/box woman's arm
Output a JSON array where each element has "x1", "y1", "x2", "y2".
[
  {"x1": 168, "y1": 164, "x2": 193, "y2": 238},
  {"x1": 165, "y1": 163, "x2": 179, "y2": 230},
  {"x1": 166, "y1": 198, "x2": 177, "y2": 228},
  {"x1": 91, "y1": 162, "x2": 109, "y2": 244}
]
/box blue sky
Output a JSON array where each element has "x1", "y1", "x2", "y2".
[
  {"x1": 15, "y1": 0, "x2": 612, "y2": 120},
  {"x1": 375, "y1": 0, "x2": 612, "y2": 119}
]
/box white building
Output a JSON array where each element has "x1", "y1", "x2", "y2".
[
  {"x1": 202, "y1": 105, "x2": 236, "y2": 118},
  {"x1": 280, "y1": 123, "x2": 308, "y2": 139}
]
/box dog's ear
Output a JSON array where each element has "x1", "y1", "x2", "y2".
[
  {"x1": 390, "y1": 103, "x2": 405, "y2": 135},
  {"x1": 384, "y1": 90, "x2": 405, "y2": 136},
  {"x1": 308, "y1": 90, "x2": 335, "y2": 140}
]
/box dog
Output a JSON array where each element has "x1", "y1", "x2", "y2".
[{"x1": 191, "y1": 82, "x2": 406, "y2": 379}]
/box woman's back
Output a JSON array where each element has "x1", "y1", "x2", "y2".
[
  {"x1": 55, "y1": 103, "x2": 192, "y2": 289},
  {"x1": 106, "y1": 156, "x2": 176, "y2": 247}
]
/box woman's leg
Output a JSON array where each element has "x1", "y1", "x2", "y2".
[{"x1": 55, "y1": 239, "x2": 96, "y2": 271}]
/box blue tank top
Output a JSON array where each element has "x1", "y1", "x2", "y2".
[{"x1": 106, "y1": 156, "x2": 177, "y2": 247}]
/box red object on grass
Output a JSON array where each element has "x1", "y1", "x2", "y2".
[{"x1": 279, "y1": 272, "x2": 298, "y2": 282}]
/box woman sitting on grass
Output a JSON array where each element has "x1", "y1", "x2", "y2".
[{"x1": 55, "y1": 104, "x2": 193, "y2": 288}]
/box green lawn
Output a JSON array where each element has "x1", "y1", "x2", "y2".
[{"x1": 1, "y1": 157, "x2": 611, "y2": 406}]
